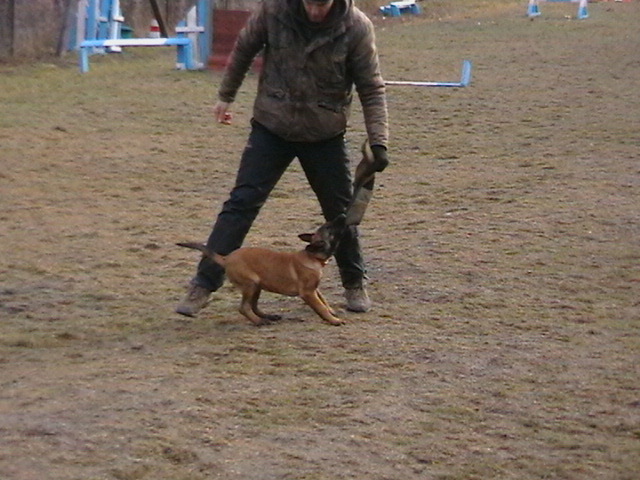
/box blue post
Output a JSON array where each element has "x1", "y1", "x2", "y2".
[
  {"x1": 577, "y1": 1, "x2": 589, "y2": 19},
  {"x1": 176, "y1": 28, "x2": 187, "y2": 68},
  {"x1": 184, "y1": 41, "x2": 195, "y2": 70},
  {"x1": 86, "y1": 0, "x2": 98, "y2": 41},
  {"x1": 527, "y1": 0, "x2": 541, "y2": 17},
  {"x1": 98, "y1": 0, "x2": 111, "y2": 39},
  {"x1": 198, "y1": 0, "x2": 212, "y2": 66},
  {"x1": 460, "y1": 60, "x2": 472, "y2": 87},
  {"x1": 80, "y1": 47, "x2": 90, "y2": 73}
]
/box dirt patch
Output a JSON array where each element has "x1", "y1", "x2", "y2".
[{"x1": 1, "y1": 2, "x2": 639, "y2": 479}]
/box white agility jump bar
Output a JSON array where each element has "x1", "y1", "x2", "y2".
[
  {"x1": 386, "y1": 60, "x2": 472, "y2": 87},
  {"x1": 78, "y1": 37, "x2": 195, "y2": 73}
]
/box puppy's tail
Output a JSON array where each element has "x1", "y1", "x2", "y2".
[{"x1": 176, "y1": 242, "x2": 226, "y2": 266}]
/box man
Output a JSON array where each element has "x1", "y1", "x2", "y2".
[{"x1": 176, "y1": 0, "x2": 389, "y2": 317}]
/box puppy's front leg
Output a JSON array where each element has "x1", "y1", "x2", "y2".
[
  {"x1": 316, "y1": 289, "x2": 337, "y2": 316},
  {"x1": 301, "y1": 290, "x2": 345, "y2": 326}
]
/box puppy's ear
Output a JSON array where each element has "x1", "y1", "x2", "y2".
[
  {"x1": 305, "y1": 240, "x2": 326, "y2": 253},
  {"x1": 298, "y1": 233, "x2": 313, "y2": 243}
]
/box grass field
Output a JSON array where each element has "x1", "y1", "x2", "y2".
[{"x1": 1, "y1": 1, "x2": 639, "y2": 479}]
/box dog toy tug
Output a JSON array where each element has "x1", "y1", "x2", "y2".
[{"x1": 346, "y1": 141, "x2": 388, "y2": 226}]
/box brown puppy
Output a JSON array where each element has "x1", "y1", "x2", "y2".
[{"x1": 177, "y1": 214, "x2": 346, "y2": 326}]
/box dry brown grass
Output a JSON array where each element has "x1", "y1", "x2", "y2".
[{"x1": 1, "y1": 1, "x2": 639, "y2": 479}]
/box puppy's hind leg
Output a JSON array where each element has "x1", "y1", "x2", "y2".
[
  {"x1": 238, "y1": 284, "x2": 266, "y2": 326},
  {"x1": 251, "y1": 288, "x2": 282, "y2": 322}
]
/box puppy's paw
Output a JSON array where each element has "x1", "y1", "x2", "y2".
[{"x1": 327, "y1": 317, "x2": 346, "y2": 326}]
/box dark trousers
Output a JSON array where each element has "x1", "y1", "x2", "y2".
[{"x1": 193, "y1": 121, "x2": 366, "y2": 291}]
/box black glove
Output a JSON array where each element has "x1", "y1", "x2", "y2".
[{"x1": 370, "y1": 145, "x2": 389, "y2": 172}]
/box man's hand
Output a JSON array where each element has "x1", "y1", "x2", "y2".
[
  {"x1": 370, "y1": 145, "x2": 389, "y2": 172},
  {"x1": 213, "y1": 101, "x2": 233, "y2": 125}
]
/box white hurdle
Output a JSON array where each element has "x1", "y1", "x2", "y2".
[{"x1": 79, "y1": 37, "x2": 195, "y2": 73}]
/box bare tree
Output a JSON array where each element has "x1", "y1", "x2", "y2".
[{"x1": 0, "y1": 0, "x2": 16, "y2": 58}]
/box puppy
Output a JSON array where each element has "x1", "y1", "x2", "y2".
[{"x1": 177, "y1": 214, "x2": 346, "y2": 326}]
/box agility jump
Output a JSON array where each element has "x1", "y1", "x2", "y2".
[
  {"x1": 527, "y1": 0, "x2": 589, "y2": 19},
  {"x1": 76, "y1": 0, "x2": 210, "y2": 73}
]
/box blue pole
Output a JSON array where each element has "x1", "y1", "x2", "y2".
[
  {"x1": 198, "y1": 0, "x2": 212, "y2": 67},
  {"x1": 86, "y1": 0, "x2": 98, "y2": 40},
  {"x1": 98, "y1": 0, "x2": 111, "y2": 40}
]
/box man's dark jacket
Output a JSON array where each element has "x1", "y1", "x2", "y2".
[{"x1": 218, "y1": 0, "x2": 389, "y2": 146}]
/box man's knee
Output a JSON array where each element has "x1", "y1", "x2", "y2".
[{"x1": 224, "y1": 186, "x2": 268, "y2": 216}]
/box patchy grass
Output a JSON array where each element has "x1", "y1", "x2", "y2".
[{"x1": 1, "y1": 1, "x2": 639, "y2": 479}]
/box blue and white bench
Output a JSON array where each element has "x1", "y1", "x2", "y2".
[{"x1": 78, "y1": 37, "x2": 195, "y2": 73}]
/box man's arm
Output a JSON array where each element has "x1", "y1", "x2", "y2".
[{"x1": 348, "y1": 14, "x2": 389, "y2": 150}]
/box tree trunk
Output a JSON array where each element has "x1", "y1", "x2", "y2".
[{"x1": 0, "y1": 0, "x2": 16, "y2": 58}]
